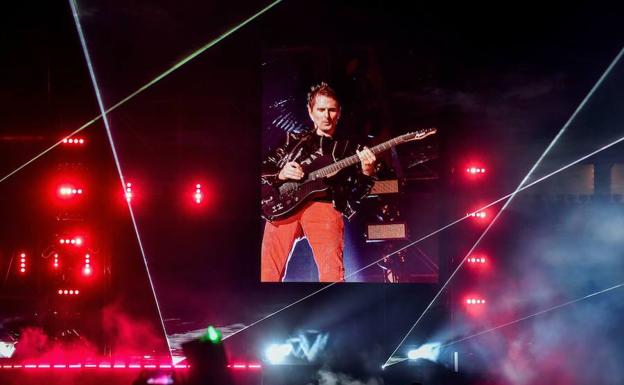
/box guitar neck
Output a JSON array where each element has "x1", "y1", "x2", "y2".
[{"x1": 311, "y1": 137, "x2": 401, "y2": 179}]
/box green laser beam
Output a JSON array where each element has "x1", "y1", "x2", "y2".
[{"x1": 0, "y1": 0, "x2": 284, "y2": 185}]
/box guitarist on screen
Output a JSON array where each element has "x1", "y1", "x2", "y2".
[{"x1": 261, "y1": 82, "x2": 377, "y2": 282}]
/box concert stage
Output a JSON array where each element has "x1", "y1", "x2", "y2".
[{"x1": 2, "y1": 1, "x2": 624, "y2": 385}]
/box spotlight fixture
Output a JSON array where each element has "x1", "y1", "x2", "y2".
[
  {"x1": 407, "y1": 343, "x2": 441, "y2": 361},
  {"x1": 18, "y1": 252, "x2": 26, "y2": 274},
  {"x1": 467, "y1": 256, "x2": 487, "y2": 264},
  {"x1": 465, "y1": 166, "x2": 486, "y2": 174},
  {"x1": 125, "y1": 182, "x2": 133, "y2": 202},
  {"x1": 58, "y1": 289, "x2": 80, "y2": 295},
  {"x1": 465, "y1": 298, "x2": 486, "y2": 305},
  {"x1": 265, "y1": 343, "x2": 293, "y2": 364},
  {"x1": 467, "y1": 211, "x2": 487, "y2": 219},
  {"x1": 194, "y1": 184, "x2": 203, "y2": 204},
  {"x1": 58, "y1": 236, "x2": 84, "y2": 247},
  {"x1": 62, "y1": 137, "x2": 85, "y2": 145}
]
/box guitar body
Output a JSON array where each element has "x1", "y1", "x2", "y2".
[
  {"x1": 261, "y1": 128, "x2": 437, "y2": 222},
  {"x1": 261, "y1": 177, "x2": 330, "y2": 221}
]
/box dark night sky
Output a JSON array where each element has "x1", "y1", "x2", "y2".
[{"x1": 1, "y1": 0, "x2": 624, "y2": 360}]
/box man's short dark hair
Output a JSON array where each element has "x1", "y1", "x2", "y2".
[{"x1": 307, "y1": 82, "x2": 340, "y2": 109}]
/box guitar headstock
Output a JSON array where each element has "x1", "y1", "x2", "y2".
[{"x1": 397, "y1": 127, "x2": 437, "y2": 143}]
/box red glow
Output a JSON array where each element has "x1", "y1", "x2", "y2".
[{"x1": 58, "y1": 288, "x2": 80, "y2": 295}]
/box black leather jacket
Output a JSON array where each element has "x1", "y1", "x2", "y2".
[{"x1": 261, "y1": 130, "x2": 374, "y2": 219}]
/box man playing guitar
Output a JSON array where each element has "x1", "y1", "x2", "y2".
[{"x1": 261, "y1": 82, "x2": 376, "y2": 282}]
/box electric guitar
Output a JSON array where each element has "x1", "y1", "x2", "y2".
[{"x1": 261, "y1": 128, "x2": 437, "y2": 221}]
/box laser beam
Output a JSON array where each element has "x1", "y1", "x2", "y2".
[
  {"x1": 69, "y1": 0, "x2": 172, "y2": 358},
  {"x1": 382, "y1": 281, "x2": 624, "y2": 369},
  {"x1": 381, "y1": 45, "x2": 624, "y2": 369},
  {"x1": 440, "y1": 282, "x2": 624, "y2": 349},
  {"x1": 0, "y1": 0, "x2": 284, "y2": 185},
  {"x1": 228, "y1": 129, "x2": 624, "y2": 343}
]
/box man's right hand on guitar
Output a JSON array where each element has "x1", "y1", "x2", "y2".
[{"x1": 278, "y1": 162, "x2": 304, "y2": 180}]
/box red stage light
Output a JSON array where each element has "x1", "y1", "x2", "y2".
[
  {"x1": 58, "y1": 289, "x2": 80, "y2": 296},
  {"x1": 53, "y1": 253, "x2": 59, "y2": 269},
  {"x1": 194, "y1": 183, "x2": 203, "y2": 204},
  {"x1": 125, "y1": 182, "x2": 133, "y2": 202},
  {"x1": 58, "y1": 185, "x2": 84, "y2": 198},
  {"x1": 465, "y1": 297, "x2": 486, "y2": 305},
  {"x1": 83, "y1": 254, "x2": 92, "y2": 276},
  {"x1": 466, "y1": 166, "x2": 486, "y2": 174},
  {"x1": 467, "y1": 211, "x2": 487, "y2": 218},
  {"x1": 18, "y1": 253, "x2": 26, "y2": 274},
  {"x1": 62, "y1": 137, "x2": 85, "y2": 145},
  {"x1": 59, "y1": 236, "x2": 84, "y2": 247},
  {"x1": 467, "y1": 256, "x2": 487, "y2": 264}
]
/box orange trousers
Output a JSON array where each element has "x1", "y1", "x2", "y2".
[{"x1": 261, "y1": 201, "x2": 345, "y2": 282}]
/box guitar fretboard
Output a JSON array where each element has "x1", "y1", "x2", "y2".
[{"x1": 309, "y1": 128, "x2": 435, "y2": 179}]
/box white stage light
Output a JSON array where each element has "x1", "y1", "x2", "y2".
[
  {"x1": 0, "y1": 341, "x2": 16, "y2": 358},
  {"x1": 266, "y1": 343, "x2": 293, "y2": 364},
  {"x1": 407, "y1": 342, "x2": 441, "y2": 362}
]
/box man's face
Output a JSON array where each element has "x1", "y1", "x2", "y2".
[{"x1": 308, "y1": 94, "x2": 340, "y2": 137}]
